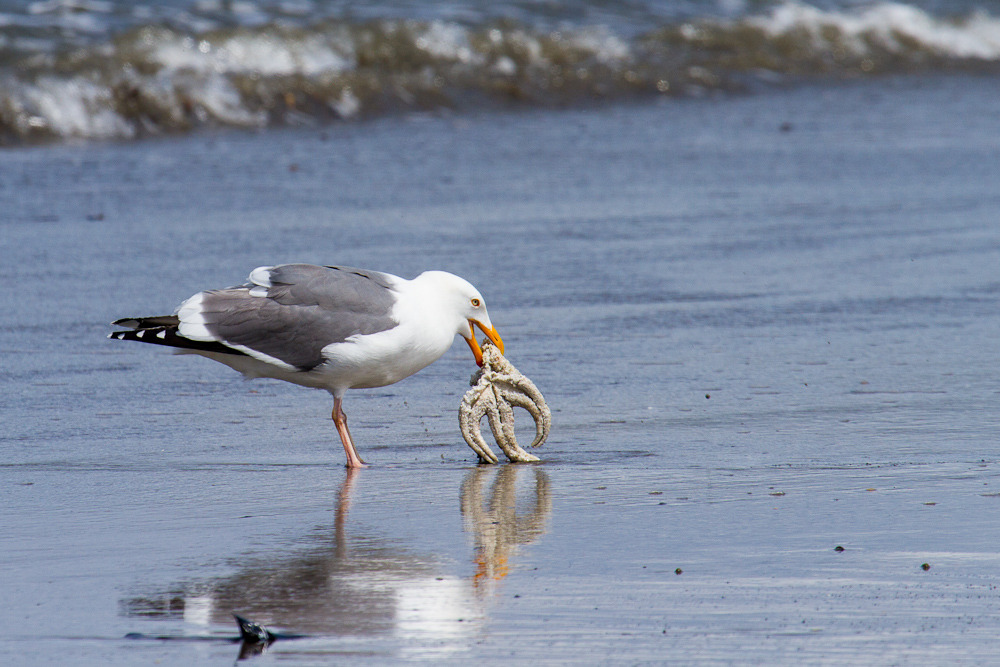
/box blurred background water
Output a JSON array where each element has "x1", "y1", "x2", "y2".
[{"x1": 0, "y1": 0, "x2": 998, "y2": 144}]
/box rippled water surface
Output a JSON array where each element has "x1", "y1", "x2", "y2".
[{"x1": 3, "y1": 75, "x2": 1000, "y2": 663}]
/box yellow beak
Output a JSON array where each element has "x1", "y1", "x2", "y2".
[{"x1": 465, "y1": 319, "x2": 504, "y2": 366}]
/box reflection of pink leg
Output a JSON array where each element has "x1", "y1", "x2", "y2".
[
  {"x1": 335, "y1": 467, "x2": 359, "y2": 560},
  {"x1": 333, "y1": 397, "x2": 366, "y2": 468}
]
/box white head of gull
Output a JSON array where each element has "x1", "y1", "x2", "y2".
[{"x1": 110, "y1": 264, "x2": 504, "y2": 468}]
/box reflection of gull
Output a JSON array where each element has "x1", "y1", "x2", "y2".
[
  {"x1": 121, "y1": 469, "x2": 479, "y2": 659},
  {"x1": 395, "y1": 577, "x2": 474, "y2": 659},
  {"x1": 460, "y1": 466, "x2": 552, "y2": 595},
  {"x1": 121, "y1": 468, "x2": 554, "y2": 659}
]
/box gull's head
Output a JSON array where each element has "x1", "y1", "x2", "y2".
[{"x1": 415, "y1": 270, "x2": 504, "y2": 366}]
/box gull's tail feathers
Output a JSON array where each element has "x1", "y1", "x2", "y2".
[{"x1": 109, "y1": 317, "x2": 246, "y2": 357}]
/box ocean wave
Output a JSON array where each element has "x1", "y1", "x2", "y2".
[{"x1": 1, "y1": 2, "x2": 998, "y2": 144}]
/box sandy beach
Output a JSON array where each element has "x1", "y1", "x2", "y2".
[{"x1": 3, "y1": 71, "x2": 1000, "y2": 664}]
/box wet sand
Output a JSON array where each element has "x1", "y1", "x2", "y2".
[{"x1": 3, "y1": 75, "x2": 1000, "y2": 664}]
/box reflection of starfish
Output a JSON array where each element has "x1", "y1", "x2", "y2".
[
  {"x1": 459, "y1": 342, "x2": 551, "y2": 463},
  {"x1": 460, "y1": 466, "x2": 552, "y2": 594}
]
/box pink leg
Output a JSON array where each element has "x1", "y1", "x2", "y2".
[{"x1": 333, "y1": 396, "x2": 366, "y2": 468}]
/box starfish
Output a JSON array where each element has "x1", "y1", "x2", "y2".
[{"x1": 459, "y1": 342, "x2": 550, "y2": 463}]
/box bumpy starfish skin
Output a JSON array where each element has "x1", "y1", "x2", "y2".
[{"x1": 459, "y1": 342, "x2": 551, "y2": 463}]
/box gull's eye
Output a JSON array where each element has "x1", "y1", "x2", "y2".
[{"x1": 471, "y1": 298, "x2": 481, "y2": 307}]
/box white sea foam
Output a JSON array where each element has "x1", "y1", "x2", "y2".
[
  {"x1": 413, "y1": 20, "x2": 481, "y2": 65},
  {"x1": 170, "y1": 72, "x2": 267, "y2": 127},
  {"x1": 1, "y1": 3, "x2": 998, "y2": 145},
  {"x1": 505, "y1": 29, "x2": 543, "y2": 65},
  {"x1": 491, "y1": 55, "x2": 517, "y2": 76},
  {"x1": 17, "y1": 77, "x2": 134, "y2": 139},
  {"x1": 563, "y1": 26, "x2": 630, "y2": 65},
  {"x1": 752, "y1": 2, "x2": 1000, "y2": 60},
  {"x1": 143, "y1": 19, "x2": 631, "y2": 81},
  {"x1": 150, "y1": 30, "x2": 355, "y2": 76},
  {"x1": 330, "y1": 87, "x2": 360, "y2": 118}
]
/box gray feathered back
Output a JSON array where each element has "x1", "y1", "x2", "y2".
[{"x1": 198, "y1": 264, "x2": 399, "y2": 371}]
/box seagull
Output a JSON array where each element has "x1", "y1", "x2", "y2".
[{"x1": 109, "y1": 264, "x2": 504, "y2": 468}]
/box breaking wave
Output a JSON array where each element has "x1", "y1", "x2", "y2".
[{"x1": 1, "y1": 2, "x2": 999, "y2": 144}]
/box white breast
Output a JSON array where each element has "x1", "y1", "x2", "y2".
[{"x1": 314, "y1": 274, "x2": 460, "y2": 391}]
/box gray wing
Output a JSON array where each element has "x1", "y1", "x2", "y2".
[{"x1": 189, "y1": 264, "x2": 399, "y2": 371}]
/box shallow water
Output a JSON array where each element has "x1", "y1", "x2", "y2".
[{"x1": 3, "y1": 75, "x2": 1000, "y2": 663}]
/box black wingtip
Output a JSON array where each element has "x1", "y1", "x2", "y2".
[
  {"x1": 108, "y1": 324, "x2": 248, "y2": 357},
  {"x1": 233, "y1": 613, "x2": 276, "y2": 644},
  {"x1": 112, "y1": 315, "x2": 181, "y2": 329}
]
